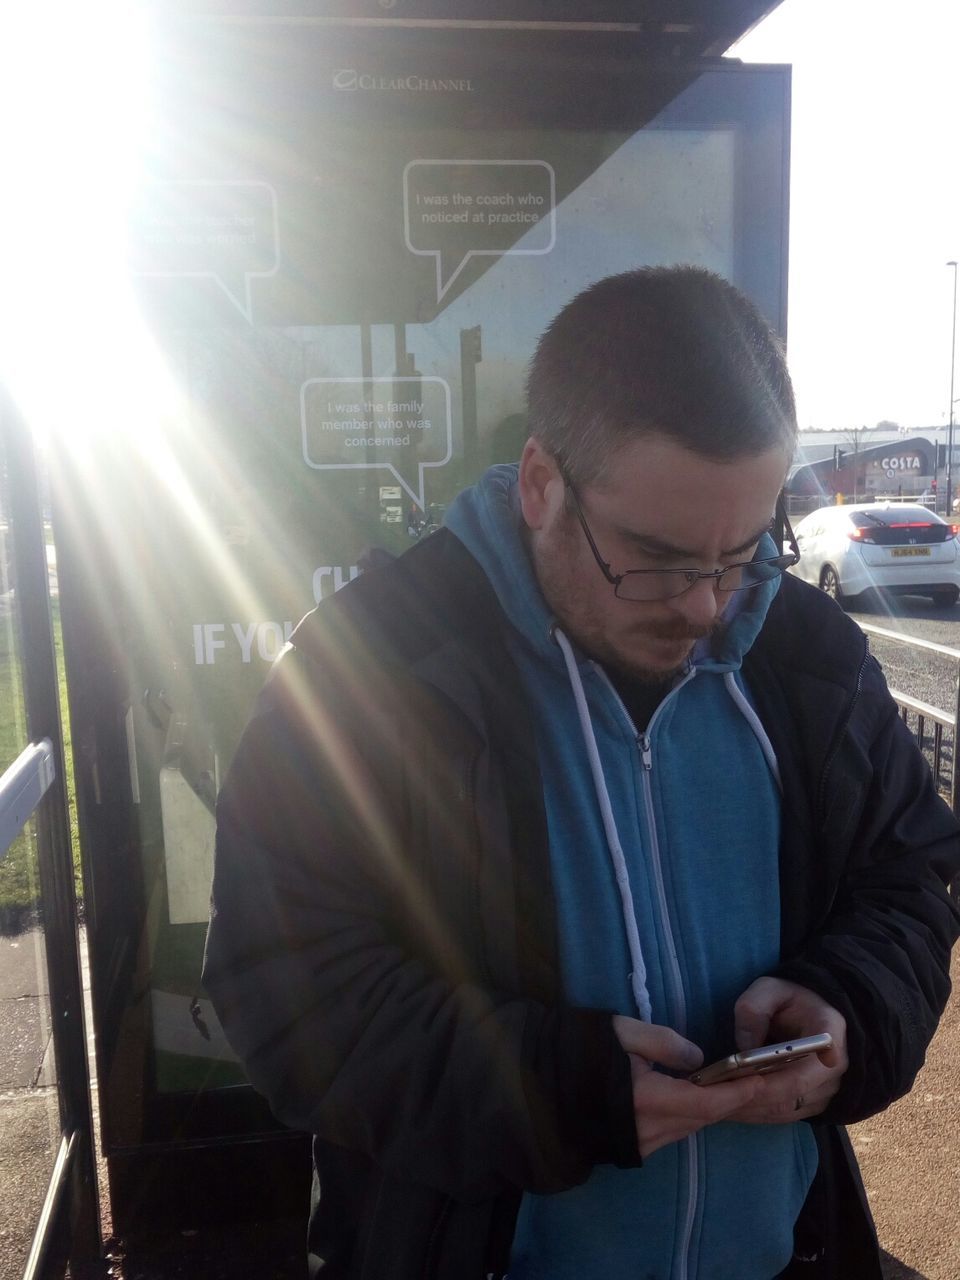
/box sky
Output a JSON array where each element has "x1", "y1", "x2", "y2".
[{"x1": 731, "y1": 0, "x2": 960, "y2": 432}]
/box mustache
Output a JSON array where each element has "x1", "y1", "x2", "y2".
[{"x1": 642, "y1": 617, "x2": 723, "y2": 642}]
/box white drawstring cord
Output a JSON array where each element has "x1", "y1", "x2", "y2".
[
  {"x1": 723, "y1": 672, "x2": 783, "y2": 791},
  {"x1": 553, "y1": 626, "x2": 653, "y2": 1022}
]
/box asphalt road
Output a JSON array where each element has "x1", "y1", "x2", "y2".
[{"x1": 844, "y1": 592, "x2": 960, "y2": 715}]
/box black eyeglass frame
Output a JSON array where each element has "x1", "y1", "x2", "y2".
[{"x1": 562, "y1": 472, "x2": 801, "y2": 602}]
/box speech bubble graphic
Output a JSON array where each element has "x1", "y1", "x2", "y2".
[
  {"x1": 300, "y1": 376, "x2": 452, "y2": 509},
  {"x1": 403, "y1": 160, "x2": 556, "y2": 302},
  {"x1": 129, "y1": 180, "x2": 279, "y2": 322}
]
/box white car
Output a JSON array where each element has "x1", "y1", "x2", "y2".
[{"x1": 789, "y1": 502, "x2": 960, "y2": 608}]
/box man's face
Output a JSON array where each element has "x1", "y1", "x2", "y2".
[{"x1": 518, "y1": 433, "x2": 792, "y2": 682}]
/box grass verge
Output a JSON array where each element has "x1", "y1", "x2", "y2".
[{"x1": 0, "y1": 582, "x2": 81, "y2": 936}]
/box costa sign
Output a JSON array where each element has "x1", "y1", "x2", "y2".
[
  {"x1": 869, "y1": 453, "x2": 923, "y2": 478},
  {"x1": 876, "y1": 454, "x2": 921, "y2": 471}
]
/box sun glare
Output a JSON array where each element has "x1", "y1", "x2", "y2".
[
  {"x1": 0, "y1": 5, "x2": 299, "y2": 646},
  {"x1": 0, "y1": 3, "x2": 180, "y2": 448}
]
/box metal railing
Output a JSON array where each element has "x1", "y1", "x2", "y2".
[
  {"x1": 785, "y1": 493, "x2": 939, "y2": 518},
  {"x1": 858, "y1": 621, "x2": 960, "y2": 815},
  {"x1": 0, "y1": 740, "x2": 56, "y2": 861}
]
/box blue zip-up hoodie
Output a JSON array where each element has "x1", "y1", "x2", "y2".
[{"x1": 445, "y1": 465, "x2": 818, "y2": 1280}]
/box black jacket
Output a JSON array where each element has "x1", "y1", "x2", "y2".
[{"x1": 204, "y1": 529, "x2": 960, "y2": 1279}]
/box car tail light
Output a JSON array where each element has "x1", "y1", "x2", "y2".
[
  {"x1": 847, "y1": 528, "x2": 875, "y2": 544},
  {"x1": 952, "y1": 524, "x2": 960, "y2": 538}
]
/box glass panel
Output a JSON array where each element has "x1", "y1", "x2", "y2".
[
  {"x1": 0, "y1": 448, "x2": 61, "y2": 1275},
  {"x1": 57, "y1": 42, "x2": 789, "y2": 1143},
  {"x1": 0, "y1": 470, "x2": 27, "y2": 776}
]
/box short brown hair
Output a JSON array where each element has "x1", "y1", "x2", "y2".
[{"x1": 526, "y1": 265, "x2": 797, "y2": 486}]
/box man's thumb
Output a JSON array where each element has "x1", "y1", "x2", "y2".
[{"x1": 612, "y1": 1015, "x2": 703, "y2": 1071}]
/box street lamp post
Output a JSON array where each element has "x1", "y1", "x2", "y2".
[{"x1": 948, "y1": 261, "x2": 958, "y2": 516}]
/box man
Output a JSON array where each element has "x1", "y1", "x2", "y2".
[{"x1": 203, "y1": 266, "x2": 960, "y2": 1279}]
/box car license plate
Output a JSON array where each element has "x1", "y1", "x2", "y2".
[{"x1": 891, "y1": 546, "x2": 931, "y2": 557}]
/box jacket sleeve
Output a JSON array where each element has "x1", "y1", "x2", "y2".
[
  {"x1": 772, "y1": 658, "x2": 960, "y2": 1125},
  {"x1": 202, "y1": 644, "x2": 639, "y2": 1203}
]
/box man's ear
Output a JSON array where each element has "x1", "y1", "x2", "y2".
[{"x1": 518, "y1": 437, "x2": 563, "y2": 531}]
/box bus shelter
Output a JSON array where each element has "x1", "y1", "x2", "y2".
[{"x1": 1, "y1": 2, "x2": 789, "y2": 1272}]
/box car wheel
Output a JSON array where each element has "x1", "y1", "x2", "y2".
[
  {"x1": 932, "y1": 587, "x2": 960, "y2": 608},
  {"x1": 819, "y1": 564, "x2": 845, "y2": 604}
]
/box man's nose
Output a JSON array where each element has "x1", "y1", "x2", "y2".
[{"x1": 669, "y1": 574, "x2": 724, "y2": 628}]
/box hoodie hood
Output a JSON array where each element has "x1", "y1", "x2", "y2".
[
  {"x1": 444, "y1": 463, "x2": 783, "y2": 673},
  {"x1": 444, "y1": 464, "x2": 557, "y2": 662}
]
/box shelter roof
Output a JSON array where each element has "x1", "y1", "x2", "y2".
[{"x1": 158, "y1": 2, "x2": 786, "y2": 59}]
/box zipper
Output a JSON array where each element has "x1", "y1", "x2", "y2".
[
  {"x1": 598, "y1": 664, "x2": 699, "y2": 1280},
  {"x1": 638, "y1": 724, "x2": 696, "y2": 1280},
  {"x1": 637, "y1": 729, "x2": 687, "y2": 1033}
]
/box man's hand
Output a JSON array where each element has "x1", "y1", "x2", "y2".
[
  {"x1": 726, "y1": 977, "x2": 849, "y2": 1123},
  {"x1": 612, "y1": 1015, "x2": 763, "y2": 1159}
]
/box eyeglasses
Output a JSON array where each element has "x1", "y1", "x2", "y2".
[{"x1": 563, "y1": 475, "x2": 801, "y2": 603}]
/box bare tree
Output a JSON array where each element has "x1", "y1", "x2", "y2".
[{"x1": 840, "y1": 425, "x2": 877, "y2": 501}]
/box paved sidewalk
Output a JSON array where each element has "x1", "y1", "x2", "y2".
[
  {"x1": 2, "y1": 929, "x2": 958, "y2": 1279},
  {"x1": 0, "y1": 926, "x2": 60, "y2": 1280},
  {"x1": 850, "y1": 947, "x2": 960, "y2": 1280}
]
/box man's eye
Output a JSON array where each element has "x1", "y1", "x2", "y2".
[{"x1": 628, "y1": 545, "x2": 672, "y2": 564}]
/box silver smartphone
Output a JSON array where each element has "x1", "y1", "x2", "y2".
[{"x1": 688, "y1": 1033, "x2": 833, "y2": 1086}]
